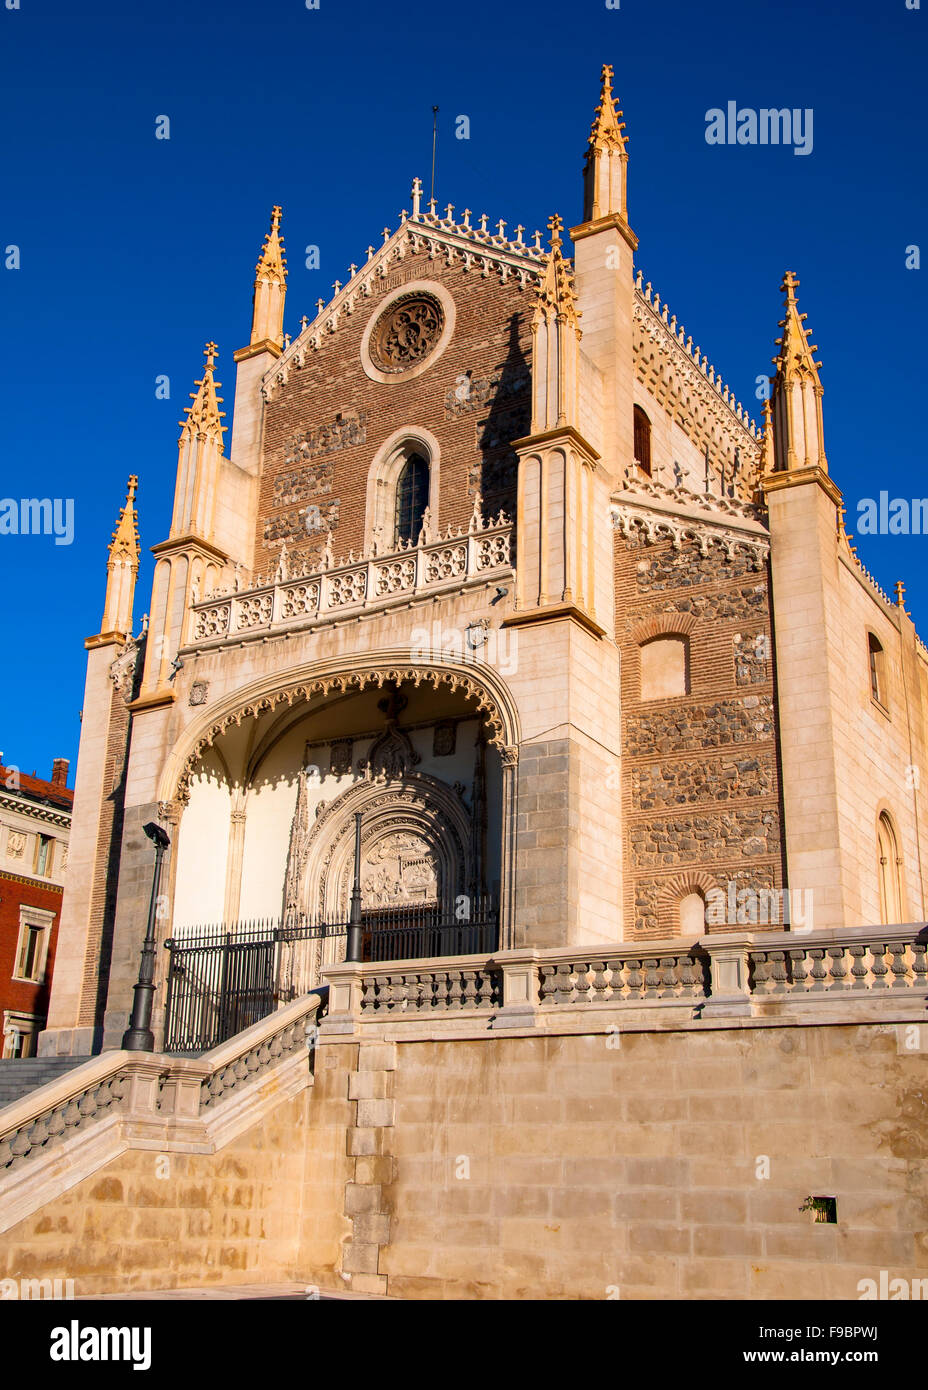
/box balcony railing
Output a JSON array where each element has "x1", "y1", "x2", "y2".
[{"x1": 187, "y1": 513, "x2": 512, "y2": 648}]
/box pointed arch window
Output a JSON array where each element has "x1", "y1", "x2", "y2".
[
  {"x1": 877, "y1": 812, "x2": 904, "y2": 925},
  {"x1": 634, "y1": 406, "x2": 652, "y2": 476},
  {"x1": 394, "y1": 452, "x2": 430, "y2": 547},
  {"x1": 868, "y1": 633, "x2": 886, "y2": 707}
]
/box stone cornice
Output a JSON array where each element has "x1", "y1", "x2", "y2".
[
  {"x1": 569, "y1": 211, "x2": 638, "y2": 252},
  {"x1": 0, "y1": 793, "x2": 71, "y2": 828},
  {"x1": 762, "y1": 464, "x2": 842, "y2": 508},
  {"x1": 150, "y1": 534, "x2": 230, "y2": 564},
  {"x1": 233, "y1": 340, "x2": 282, "y2": 364},
  {"x1": 502, "y1": 602, "x2": 607, "y2": 639},
  {"x1": 512, "y1": 424, "x2": 601, "y2": 462},
  {"x1": 0, "y1": 869, "x2": 64, "y2": 893}
]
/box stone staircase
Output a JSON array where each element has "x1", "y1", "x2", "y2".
[{"x1": 0, "y1": 1057, "x2": 93, "y2": 1109}]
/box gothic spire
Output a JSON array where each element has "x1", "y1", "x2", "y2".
[
  {"x1": 530, "y1": 215, "x2": 582, "y2": 432},
  {"x1": 179, "y1": 342, "x2": 226, "y2": 448},
  {"x1": 171, "y1": 344, "x2": 227, "y2": 540},
  {"x1": 100, "y1": 475, "x2": 140, "y2": 637},
  {"x1": 582, "y1": 64, "x2": 629, "y2": 223},
  {"x1": 250, "y1": 204, "x2": 287, "y2": 350},
  {"x1": 769, "y1": 272, "x2": 828, "y2": 474}
]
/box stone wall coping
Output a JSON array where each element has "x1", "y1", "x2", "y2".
[
  {"x1": 318, "y1": 996, "x2": 927, "y2": 1047},
  {"x1": 322, "y1": 928, "x2": 926, "y2": 983},
  {"x1": 710, "y1": 923, "x2": 927, "y2": 949}
]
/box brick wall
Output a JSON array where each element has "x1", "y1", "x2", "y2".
[
  {"x1": 257, "y1": 250, "x2": 533, "y2": 571},
  {"x1": 0, "y1": 873, "x2": 62, "y2": 1041}
]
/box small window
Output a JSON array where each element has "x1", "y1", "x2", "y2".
[
  {"x1": 640, "y1": 635, "x2": 690, "y2": 700},
  {"x1": 633, "y1": 406, "x2": 652, "y2": 477},
  {"x1": 394, "y1": 453, "x2": 430, "y2": 547},
  {"x1": 35, "y1": 833, "x2": 53, "y2": 877},
  {"x1": 14, "y1": 909, "x2": 52, "y2": 983},
  {"x1": 2, "y1": 1011, "x2": 43, "y2": 1059},
  {"x1": 868, "y1": 633, "x2": 885, "y2": 706}
]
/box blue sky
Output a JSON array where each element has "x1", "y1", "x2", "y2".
[{"x1": 0, "y1": 0, "x2": 925, "y2": 777}]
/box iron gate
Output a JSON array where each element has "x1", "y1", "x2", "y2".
[{"x1": 162, "y1": 899, "x2": 499, "y2": 1053}]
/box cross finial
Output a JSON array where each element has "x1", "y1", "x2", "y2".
[
  {"x1": 411, "y1": 176, "x2": 423, "y2": 217},
  {"x1": 896, "y1": 580, "x2": 907, "y2": 609},
  {"x1": 204, "y1": 341, "x2": 218, "y2": 371},
  {"x1": 547, "y1": 214, "x2": 564, "y2": 250},
  {"x1": 270, "y1": 205, "x2": 282, "y2": 232},
  {"x1": 781, "y1": 269, "x2": 800, "y2": 304}
]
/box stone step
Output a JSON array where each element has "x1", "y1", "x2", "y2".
[{"x1": 0, "y1": 1057, "x2": 92, "y2": 1109}]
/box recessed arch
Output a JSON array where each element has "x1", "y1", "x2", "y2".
[
  {"x1": 159, "y1": 652, "x2": 522, "y2": 808},
  {"x1": 363, "y1": 425, "x2": 441, "y2": 553}
]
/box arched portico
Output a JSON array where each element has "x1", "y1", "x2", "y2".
[{"x1": 160, "y1": 657, "x2": 521, "y2": 975}]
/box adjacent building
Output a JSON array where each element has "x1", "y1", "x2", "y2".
[{"x1": 0, "y1": 759, "x2": 72, "y2": 1056}]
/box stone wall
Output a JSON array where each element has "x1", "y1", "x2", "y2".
[
  {"x1": 616, "y1": 532, "x2": 784, "y2": 937},
  {"x1": 0, "y1": 1060, "x2": 353, "y2": 1296},
  {"x1": 2, "y1": 1017, "x2": 925, "y2": 1301},
  {"x1": 352, "y1": 1021, "x2": 928, "y2": 1300}
]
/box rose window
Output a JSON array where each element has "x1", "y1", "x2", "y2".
[{"x1": 368, "y1": 294, "x2": 444, "y2": 373}]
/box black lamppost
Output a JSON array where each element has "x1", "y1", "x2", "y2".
[
  {"x1": 345, "y1": 811, "x2": 363, "y2": 962},
  {"x1": 122, "y1": 821, "x2": 171, "y2": 1052}
]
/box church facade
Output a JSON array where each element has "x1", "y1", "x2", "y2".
[{"x1": 41, "y1": 67, "x2": 928, "y2": 1057}]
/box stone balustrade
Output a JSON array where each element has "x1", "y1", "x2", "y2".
[
  {"x1": 187, "y1": 517, "x2": 512, "y2": 649},
  {"x1": 322, "y1": 924, "x2": 928, "y2": 1032},
  {"x1": 0, "y1": 993, "x2": 324, "y2": 1234}
]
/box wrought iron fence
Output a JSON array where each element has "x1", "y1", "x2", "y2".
[{"x1": 162, "y1": 898, "x2": 498, "y2": 1053}]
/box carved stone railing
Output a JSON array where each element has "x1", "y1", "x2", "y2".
[
  {"x1": 538, "y1": 951, "x2": 708, "y2": 1005},
  {"x1": 360, "y1": 965, "x2": 502, "y2": 1015},
  {"x1": 322, "y1": 925, "x2": 928, "y2": 1034},
  {"x1": 749, "y1": 934, "x2": 927, "y2": 996},
  {"x1": 188, "y1": 516, "x2": 512, "y2": 649},
  {"x1": 0, "y1": 1070, "x2": 127, "y2": 1172},
  {"x1": 0, "y1": 994, "x2": 323, "y2": 1189}
]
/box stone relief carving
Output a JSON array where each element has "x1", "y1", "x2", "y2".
[
  {"x1": 433, "y1": 721, "x2": 456, "y2": 757},
  {"x1": 108, "y1": 640, "x2": 139, "y2": 704},
  {"x1": 189, "y1": 681, "x2": 209, "y2": 706},
  {"x1": 329, "y1": 740, "x2": 353, "y2": 777},
  {"x1": 361, "y1": 831, "x2": 439, "y2": 906},
  {"x1": 7, "y1": 831, "x2": 25, "y2": 860}
]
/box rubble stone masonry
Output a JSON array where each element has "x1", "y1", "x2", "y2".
[{"x1": 616, "y1": 531, "x2": 784, "y2": 937}]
